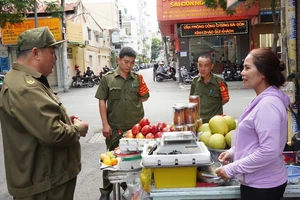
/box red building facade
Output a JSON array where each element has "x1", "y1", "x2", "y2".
[{"x1": 157, "y1": 0, "x2": 259, "y2": 72}]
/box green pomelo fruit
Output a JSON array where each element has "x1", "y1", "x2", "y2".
[
  {"x1": 209, "y1": 133, "x2": 226, "y2": 149},
  {"x1": 223, "y1": 115, "x2": 237, "y2": 131},
  {"x1": 105, "y1": 151, "x2": 115, "y2": 158},
  {"x1": 200, "y1": 131, "x2": 212, "y2": 147},
  {"x1": 198, "y1": 123, "x2": 210, "y2": 133},
  {"x1": 225, "y1": 131, "x2": 232, "y2": 147},
  {"x1": 209, "y1": 116, "x2": 228, "y2": 135}
]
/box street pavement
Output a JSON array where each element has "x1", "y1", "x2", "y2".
[{"x1": 0, "y1": 68, "x2": 255, "y2": 200}]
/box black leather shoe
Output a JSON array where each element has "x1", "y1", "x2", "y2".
[{"x1": 99, "y1": 194, "x2": 111, "y2": 200}]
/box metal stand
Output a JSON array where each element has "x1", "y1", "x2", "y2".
[{"x1": 106, "y1": 168, "x2": 142, "y2": 200}]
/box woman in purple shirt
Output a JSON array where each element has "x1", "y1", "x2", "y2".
[{"x1": 216, "y1": 48, "x2": 289, "y2": 200}]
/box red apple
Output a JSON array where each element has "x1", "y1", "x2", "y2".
[
  {"x1": 139, "y1": 117, "x2": 150, "y2": 128},
  {"x1": 151, "y1": 124, "x2": 159, "y2": 134},
  {"x1": 136, "y1": 132, "x2": 145, "y2": 139},
  {"x1": 166, "y1": 125, "x2": 174, "y2": 132},
  {"x1": 154, "y1": 132, "x2": 162, "y2": 138},
  {"x1": 158, "y1": 122, "x2": 167, "y2": 131},
  {"x1": 131, "y1": 124, "x2": 141, "y2": 135},
  {"x1": 146, "y1": 133, "x2": 154, "y2": 139},
  {"x1": 141, "y1": 125, "x2": 151, "y2": 136},
  {"x1": 162, "y1": 127, "x2": 171, "y2": 132},
  {"x1": 125, "y1": 130, "x2": 134, "y2": 138}
]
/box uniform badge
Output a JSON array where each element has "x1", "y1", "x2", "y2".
[{"x1": 27, "y1": 80, "x2": 35, "y2": 84}]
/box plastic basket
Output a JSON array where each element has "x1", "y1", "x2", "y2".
[{"x1": 286, "y1": 165, "x2": 300, "y2": 184}]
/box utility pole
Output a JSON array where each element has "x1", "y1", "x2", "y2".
[
  {"x1": 61, "y1": 0, "x2": 69, "y2": 92},
  {"x1": 34, "y1": 0, "x2": 38, "y2": 27}
]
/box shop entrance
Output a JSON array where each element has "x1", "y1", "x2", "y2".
[{"x1": 189, "y1": 35, "x2": 247, "y2": 74}]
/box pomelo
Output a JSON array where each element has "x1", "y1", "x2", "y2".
[
  {"x1": 223, "y1": 115, "x2": 236, "y2": 131},
  {"x1": 209, "y1": 133, "x2": 226, "y2": 149},
  {"x1": 198, "y1": 123, "x2": 210, "y2": 133},
  {"x1": 225, "y1": 131, "x2": 232, "y2": 147},
  {"x1": 209, "y1": 116, "x2": 228, "y2": 135},
  {"x1": 199, "y1": 131, "x2": 212, "y2": 147}
]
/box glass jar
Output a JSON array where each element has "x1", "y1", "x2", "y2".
[
  {"x1": 189, "y1": 95, "x2": 200, "y2": 119},
  {"x1": 173, "y1": 104, "x2": 185, "y2": 126},
  {"x1": 174, "y1": 125, "x2": 184, "y2": 132},
  {"x1": 185, "y1": 103, "x2": 197, "y2": 125},
  {"x1": 196, "y1": 118, "x2": 203, "y2": 132},
  {"x1": 185, "y1": 124, "x2": 196, "y2": 134}
]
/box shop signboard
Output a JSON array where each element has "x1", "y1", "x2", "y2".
[
  {"x1": 179, "y1": 20, "x2": 248, "y2": 37},
  {"x1": 157, "y1": 0, "x2": 258, "y2": 21},
  {"x1": 1, "y1": 18, "x2": 62, "y2": 45}
]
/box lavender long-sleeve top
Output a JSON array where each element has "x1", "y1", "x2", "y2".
[{"x1": 224, "y1": 86, "x2": 290, "y2": 188}]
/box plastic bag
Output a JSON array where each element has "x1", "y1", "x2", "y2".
[
  {"x1": 139, "y1": 168, "x2": 152, "y2": 192},
  {"x1": 132, "y1": 186, "x2": 150, "y2": 200}
]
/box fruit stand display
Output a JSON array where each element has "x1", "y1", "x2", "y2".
[
  {"x1": 99, "y1": 117, "x2": 171, "y2": 200},
  {"x1": 98, "y1": 94, "x2": 300, "y2": 200}
]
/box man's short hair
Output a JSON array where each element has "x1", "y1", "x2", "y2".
[
  {"x1": 198, "y1": 54, "x2": 212, "y2": 62},
  {"x1": 119, "y1": 46, "x2": 137, "y2": 59}
]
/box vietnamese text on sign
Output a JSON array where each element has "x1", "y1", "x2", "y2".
[{"x1": 180, "y1": 20, "x2": 248, "y2": 37}]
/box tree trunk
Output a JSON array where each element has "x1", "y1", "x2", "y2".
[{"x1": 271, "y1": 1, "x2": 280, "y2": 53}]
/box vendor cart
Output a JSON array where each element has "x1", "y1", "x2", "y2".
[
  {"x1": 150, "y1": 184, "x2": 300, "y2": 200},
  {"x1": 106, "y1": 168, "x2": 142, "y2": 200}
]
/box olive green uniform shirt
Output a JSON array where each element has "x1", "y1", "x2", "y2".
[
  {"x1": 190, "y1": 73, "x2": 228, "y2": 123},
  {"x1": 0, "y1": 63, "x2": 85, "y2": 197},
  {"x1": 95, "y1": 68, "x2": 150, "y2": 130}
]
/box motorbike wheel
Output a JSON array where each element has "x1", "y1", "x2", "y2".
[
  {"x1": 94, "y1": 79, "x2": 100, "y2": 85},
  {"x1": 71, "y1": 81, "x2": 77, "y2": 88},
  {"x1": 88, "y1": 80, "x2": 94, "y2": 87},
  {"x1": 172, "y1": 76, "x2": 177, "y2": 81},
  {"x1": 156, "y1": 75, "x2": 164, "y2": 82},
  {"x1": 183, "y1": 78, "x2": 191, "y2": 85}
]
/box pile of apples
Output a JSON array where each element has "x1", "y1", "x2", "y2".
[{"x1": 125, "y1": 117, "x2": 174, "y2": 139}]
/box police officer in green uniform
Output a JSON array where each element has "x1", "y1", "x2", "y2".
[
  {"x1": 190, "y1": 54, "x2": 229, "y2": 123},
  {"x1": 0, "y1": 27, "x2": 89, "y2": 200},
  {"x1": 95, "y1": 46, "x2": 150, "y2": 200}
]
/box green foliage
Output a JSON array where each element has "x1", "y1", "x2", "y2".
[
  {"x1": 44, "y1": 1, "x2": 63, "y2": 18},
  {"x1": 202, "y1": 0, "x2": 258, "y2": 15},
  {"x1": 0, "y1": 0, "x2": 35, "y2": 28},
  {"x1": 151, "y1": 38, "x2": 162, "y2": 61},
  {"x1": 110, "y1": 51, "x2": 118, "y2": 68}
]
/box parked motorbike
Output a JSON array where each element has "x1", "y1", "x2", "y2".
[
  {"x1": 180, "y1": 66, "x2": 198, "y2": 84},
  {"x1": 156, "y1": 66, "x2": 177, "y2": 82},
  {"x1": 71, "y1": 75, "x2": 94, "y2": 88},
  {"x1": 92, "y1": 75, "x2": 101, "y2": 85},
  {"x1": 234, "y1": 66, "x2": 242, "y2": 81},
  {"x1": 222, "y1": 65, "x2": 236, "y2": 81}
]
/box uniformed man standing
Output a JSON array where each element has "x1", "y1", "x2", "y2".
[
  {"x1": 190, "y1": 54, "x2": 230, "y2": 123},
  {"x1": 95, "y1": 46, "x2": 150, "y2": 200},
  {"x1": 0, "y1": 27, "x2": 89, "y2": 200}
]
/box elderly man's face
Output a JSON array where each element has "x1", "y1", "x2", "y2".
[{"x1": 39, "y1": 47, "x2": 57, "y2": 77}]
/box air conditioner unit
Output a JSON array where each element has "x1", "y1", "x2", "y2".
[{"x1": 84, "y1": 40, "x2": 89, "y2": 45}]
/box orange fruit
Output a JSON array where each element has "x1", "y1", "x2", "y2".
[
  {"x1": 103, "y1": 158, "x2": 112, "y2": 166},
  {"x1": 111, "y1": 158, "x2": 118, "y2": 166}
]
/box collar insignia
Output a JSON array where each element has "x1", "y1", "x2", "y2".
[{"x1": 27, "y1": 80, "x2": 35, "y2": 84}]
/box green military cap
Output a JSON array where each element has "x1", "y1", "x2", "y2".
[{"x1": 18, "y1": 26, "x2": 66, "y2": 51}]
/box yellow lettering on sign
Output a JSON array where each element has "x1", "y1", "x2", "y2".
[
  {"x1": 1, "y1": 18, "x2": 62, "y2": 45},
  {"x1": 170, "y1": 2, "x2": 180, "y2": 7},
  {"x1": 181, "y1": 1, "x2": 194, "y2": 7}
]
